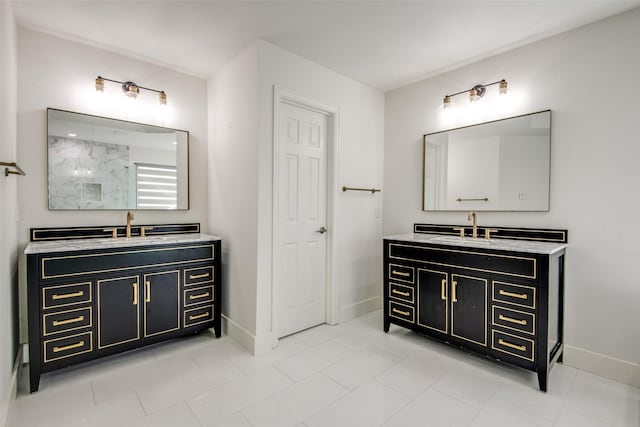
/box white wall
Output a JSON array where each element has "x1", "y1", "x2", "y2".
[
  {"x1": 17, "y1": 28, "x2": 208, "y2": 341},
  {"x1": 384, "y1": 8, "x2": 640, "y2": 386},
  {"x1": 208, "y1": 40, "x2": 384, "y2": 353},
  {"x1": 208, "y1": 43, "x2": 260, "y2": 351},
  {"x1": 0, "y1": 2, "x2": 19, "y2": 425}
]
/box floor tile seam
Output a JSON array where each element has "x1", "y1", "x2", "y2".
[
  {"x1": 430, "y1": 383, "x2": 492, "y2": 412},
  {"x1": 571, "y1": 368, "x2": 640, "y2": 400},
  {"x1": 132, "y1": 389, "x2": 150, "y2": 418},
  {"x1": 184, "y1": 398, "x2": 207, "y2": 427},
  {"x1": 136, "y1": 370, "x2": 246, "y2": 415},
  {"x1": 366, "y1": 378, "x2": 419, "y2": 425},
  {"x1": 561, "y1": 397, "x2": 636, "y2": 427},
  {"x1": 261, "y1": 339, "x2": 315, "y2": 368},
  {"x1": 236, "y1": 379, "x2": 337, "y2": 426},
  {"x1": 278, "y1": 341, "x2": 356, "y2": 379},
  {"x1": 554, "y1": 407, "x2": 620, "y2": 427},
  {"x1": 486, "y1": 384, "x2": 560, "y2": 424},
  {"x1": 371, "y1": 375, "x2": 421, "y2": 401},
  {"x1": 287, "y1": 373, "x2": 351, "y2": 426},
  {"x1": 271, "y1": 361, "x2": 303, "y2": 383}
]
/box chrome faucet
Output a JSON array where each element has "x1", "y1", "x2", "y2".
[
  {"x1": 126, "y1": 211, "x2": 135, "y2": 238},
  {"x1": 467, "y1": 211, "x2": 478, "y2": 239}
]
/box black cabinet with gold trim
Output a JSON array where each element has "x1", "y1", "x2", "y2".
[
  {"x1": 384, "y1": 225, "x2": 566, "y2": 391},
  {"x1": 26, "y1": 231, "x2": 221, "y2": 393}
]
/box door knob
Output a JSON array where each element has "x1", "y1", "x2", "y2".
[{"x1": 316, "y1": 226, "x2": 327, "y2": 234}]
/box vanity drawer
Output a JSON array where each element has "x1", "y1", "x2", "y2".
[
  {"x1": 388, "y1": 283, "x2": 414, "y2": 304},
  {"x1": 43, "y1": 307, "x2": 92, "y2": 336},
  {"x1": 184, "y1": 266, "x2": 214, "y2": 287},
  {"x1": 184, "y1": 285, "x2": 214, "y2": 307},
  {"x1": 43, "y1": 331, "x2": 93, "y2": 363},
  {"x1": 492, "y1": 281, "x2": 536, "y2": 309},
  {"x1": 388, "y1": 301, "x2": 415, "y2": 323},
  {"x1": 184, "y1": 305, "x2": 214, "y2": 327},
  {"x1": 388, "y1": 243, "x2": 537, "y2": 279},
  {"x1": 388, "y1": 264, "x2": 415, "y2": 284},
  {"x1": 41, "y1": 244, "x2": 214, "y2": 280},
  {"x1": 42, "y1": 282, "x2": 92, "y2": 309},
  {"x1": 492, "y1": 330, "x2": 534, "y2": 362},
  {"x1": 492, "y1": 306, "x2": 534, "y2": 335}
]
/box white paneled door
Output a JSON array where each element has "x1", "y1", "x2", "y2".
[{"x1": 277, "y1": 101, "x2": 328, "y2": 338}]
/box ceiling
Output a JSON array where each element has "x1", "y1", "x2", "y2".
[{"x1": 12, "y1": 0, "x2": 640, "y2": 91}]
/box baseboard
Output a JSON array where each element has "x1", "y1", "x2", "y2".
[
  {"x1": 1, "y1": 347, "x2": 21, "y2": 427},
  {"x1": 564, "y1": 344, "x2": 640, "y2": 388},
  {"x1": 221, "y1": 314, "x2": 274, "y2": 356},
  {"x1": 338, "y1": 296, "x2": 381, "y2": 323}
]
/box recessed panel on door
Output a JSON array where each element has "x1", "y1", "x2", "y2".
[
  {"x1": 417, "y1": 269, "x2": 448, "y2": 334},
  {"x1": 144, "y1": 270, "x2": 180, "y2": 337},
  {"x1": 98, "y1": 276, "x2": 140, "y2": 349},
  {"x1": 451, "y1": 274, "x2": 487, "y2": 346}
]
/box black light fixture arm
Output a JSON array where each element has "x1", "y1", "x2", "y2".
[
  {"x1": 95, "y1": 76, "x2": 167, "y2": 105},
  {"x1": 97, "y1": 76, "x2": 165, "y2": 94},
  {"x1": 444, "y1": 79, "x2": 506, "y2": 98}
]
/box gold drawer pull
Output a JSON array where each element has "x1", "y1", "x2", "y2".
[
  {"x1": 392, "y1": 270, "x2": 410, "y2": 277},
  {"x1": 52, "y1": 316, "x2": 84, "y2": 326},
  {"x1": 190, "y1": 292, "x2": 211, "y2": 300},
  {"x1": 498, "y1": 289, "x2": 528, "y2": 300},
  {"x1": 132, "y1": 283, "x2": 138, "y2": 305},
  {"x1": 452, "y1": 281, "x2": 458, "y2": 303},
  {"x1": 441, "y1": 279, "x2": 447, "y2": 301},
  {"x1": 189, "y1": 273, "x2": 210, "y2": 280},
  {"x1": 498, "y1": 314, "x2": 527, "y2": 326},
  {"x1": 392, "y1": 308, "x2": 410, "y2": 316},
  {"x1": 52, "y1": 290, "x2": 84, "y2": 300},
  {"x1": 391, "y1": 289, "x2": 410, "y2": 297},
  {"x1": 145, "y1": 281, "x2": 151, "y2": 303},
  {"x1": 53, "y1": 340, "x2": 85, "y2": 353},
  {"x1": 189, "y1": 312, "x2": 210, "y2": 321},
  {"x1": 498, "y1": 338, "x2": 526, "y2": 352}
]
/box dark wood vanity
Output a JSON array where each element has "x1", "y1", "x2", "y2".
[
  {"x1": 383, "y1": 223, "x2": 566, "y2": 391},
  {"x1": 25, "y1": 223, "x2": 221, "y2": 392}
]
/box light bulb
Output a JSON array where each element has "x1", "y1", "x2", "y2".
[
  {"x1": 499, "y1": 80, "x2": 508, "y2": 95},
  {"x1": 95, "y1": 77, "x2": 104, "y2": 92},
  {"x1": 443, "y1": 95, "x2": 451, "y2": 110}
]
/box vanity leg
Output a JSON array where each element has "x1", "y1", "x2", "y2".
[
  {"x1": 29, "y1": 366, "x2": 40, "y2": 393},
  {"x1": 383, "y1": 319, "x2": 390, "y2": 333},
  {"x1": 537, "y1": 369, "x2": 548, "y2": 392}
]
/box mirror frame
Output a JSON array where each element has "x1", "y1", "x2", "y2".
[
  {"x1": 422, "y1": 110, "x2": 551, "y2": 212},
  {"x1": 47, "y1": 108, "x2": 190, "y2": 211}
]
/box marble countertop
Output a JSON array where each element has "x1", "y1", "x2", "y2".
[
  {"x1": 384, "y1": 233, "x2": 566, "y2": 255},
  {"x1": 25, "y1": 233, "x2": 222, "y2": 255}
]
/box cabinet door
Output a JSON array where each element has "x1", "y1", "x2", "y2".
[
  {"x1": 451, "y1": 274, "x2": 487, "y2": 346},
  {"x1": 417, "y1": 269, "x2": 448, "y2": 334},
  {"x1": 98, "y1": 276, "x2": 140, "y2": 349},
  {"x1": 143, "y1": 270, "x2": 180, "y2": 337}
]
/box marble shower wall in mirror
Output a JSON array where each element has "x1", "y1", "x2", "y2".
[
  {"x1": 47, "y1": 109, "x2": 189, "y2": 210},
  {"x1": 423, "y1": 110, "x2": 551, "y2": 212},
  {"x1": 48, "y1": 137, "x2": 130, "y2": 208}
]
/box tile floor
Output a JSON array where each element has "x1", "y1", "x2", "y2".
[{"x1": 7, "y1": 310, "x2": 640, "y2": 427}]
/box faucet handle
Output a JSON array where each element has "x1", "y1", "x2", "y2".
[
  {"x1": 103, "y1": 228, "x2": 118, "y2": 239},
  {"x1": 452, "y1": 227, "x2": 466, "y2": 238},
  {"x1": 140, "y1": 226, "x2": 154, "y2": 238},
  {"x1": 484, "y1": 228, "x2": 499, "y2": 240}
]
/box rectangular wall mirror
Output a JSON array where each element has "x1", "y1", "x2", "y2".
[
  {"x1": 423, "y1": 110, "x2": 551, "y2": 211},
  {"x1": 47, "y1": 108, "x2": 189, "y2": 210}
]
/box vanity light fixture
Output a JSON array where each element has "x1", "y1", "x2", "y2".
[
  {"x1": 443, "y1": 79, "x2": 508, "y2": 108},
  {"x1": 94, "y1": 76, "x2": 168, "y2": 105}
]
